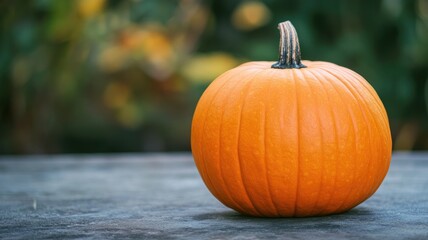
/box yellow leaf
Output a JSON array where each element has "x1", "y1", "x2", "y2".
[
  {"x1": 182, "y1": 52, "x2": 241, "y2": 83},
  {"x1": 77, "y1": 0, "x2": 105, "y2": 18}
]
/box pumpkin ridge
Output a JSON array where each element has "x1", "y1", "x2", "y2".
[
  {"x1": 274, "y1": 68, "x2": 299, "y2": 215},
  {"x1": 197, "y1": 67, "x2": 252, "y2": 207},
  {"x1": 217, "y1": 68, "x2": 260, "y2": 215},
  {"x1": 300, "y1": 69, "x2": 327, "y2": 216},
  {"x1": 236, "y1": 70, "x2": 268, "y2": 216},
  {"x1": 339, "y1": 68, "x2": 387, "y2": 118},
  {"x1": 316, "y1": 68, "x2": 368, "y2": 204},
  {"x1": 294, "y1": 69, "x2": 323, "y2": 216},
  {"x1": 332, "y1": 68, "x2": 390, "y2": 197},
  {"x1": 317, "y1": 67, "x2": 376, "y2": 210},
  {"x1": 345, "y1": 68, "x2": 392, "y2": 152},
  {"x1": 315, "y1": 69, "x2": 360, "y2": 213},
  {"x1": 340, "y1": 68, "x2": 391, "y2": 146},
  {"x1": 291, "y1": 68, "x2": 301, "y2": 217},
  {"x1": 337, "y1": 69, "x2": 385, "y2": 201},
  {"x1": 262, "y1": 70, "x2": 281, "y2": 216},
  {"x1": 308, "y1": 69, "x2": 340, "y2": 215}
]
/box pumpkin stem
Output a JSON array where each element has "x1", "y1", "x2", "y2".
[{"x1": 272, "y1": 21, "x2": 306, "y2": 69}]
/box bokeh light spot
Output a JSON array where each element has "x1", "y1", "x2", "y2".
[{"x1": 232, "y1": 1, "x2": 271, "y2": 31}]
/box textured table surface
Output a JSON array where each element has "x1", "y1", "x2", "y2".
[{"x1": 0, "y1": 153, "x2": 427, "y2": 239}]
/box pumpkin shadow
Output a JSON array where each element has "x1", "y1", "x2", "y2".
[
  {"x1": 192, "y1": 207, "x2": 377, "y2": 233},
  {"x1": 193, "y1": 206, "x2": 375, "y2": 222}
]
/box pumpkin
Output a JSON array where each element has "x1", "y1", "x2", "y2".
[{"x1": 191, "y1": 21, "x2": 392, "y2": 217}]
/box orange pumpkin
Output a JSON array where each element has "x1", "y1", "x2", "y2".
[{"x1": 191, "y1": 21, "x2": 392, "y2": 217}]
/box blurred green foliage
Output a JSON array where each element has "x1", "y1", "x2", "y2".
[{"x1": 0, "y1": 0, "x2": 427, "y2": 154}]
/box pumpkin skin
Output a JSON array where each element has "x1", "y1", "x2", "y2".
[{"x1": 191, "y1": 23, "x2": 392, "y2": 217}]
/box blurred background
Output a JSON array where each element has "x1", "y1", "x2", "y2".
[{"x1": 0, "y1": 0, "x2": 427, "y2": 154}]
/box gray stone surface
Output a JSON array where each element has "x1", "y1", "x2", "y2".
[{"x1": 0, "y1": 153, "x2": 427, "y2": 239}]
